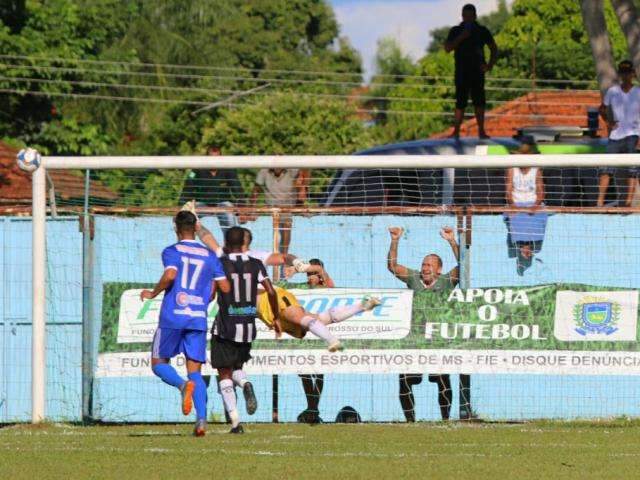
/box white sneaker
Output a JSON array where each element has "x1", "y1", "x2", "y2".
[
  {"x1": 361, "y1": 295, "x2": 381, "y2": 311},
  {"x1": 328, "y1": 340, "x2": 343, "y2": 353}
]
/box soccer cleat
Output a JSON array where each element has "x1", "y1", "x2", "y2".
[
  {"x1": 361, "y1": 295, "x2": 381, "y2": 311},
  {"x1": 328, "y1": 340, "x2": 343, "y2": 353},
  {"x1": 229, "y1": 425, "x2": 244, "y2": 434},
  {"x1": 297, "y1": 409, "x2": 323, "y2": 424},
  {"x1": 181, "y1": 380, "x2": 195, "y2": 416},
  {"x1": 459, "y1": 409, "x2": 482, "y2": 422},
  {"x1": 193, "y1": 419, "x2": 206, "y2": 437},
  {"x1": 243, "y1": 382, "x2": 258, "y2": 416}
]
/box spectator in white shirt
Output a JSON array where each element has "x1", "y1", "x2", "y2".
[
  {"x1": 251, "y1": 169, "x2": 308, "y2": 254},
  {"x1": 505, "y1": 141, "x2": 547, "y2": 275},
  {"x1": 598, "y1": 60, "x2": 640, "y2": 207}
]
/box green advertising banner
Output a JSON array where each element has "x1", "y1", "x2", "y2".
[{"x1": 96, "y1": 283, "x2": 640, "y2": 377}]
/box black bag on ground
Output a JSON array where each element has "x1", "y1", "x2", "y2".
[{"x1": 335, "y1": 406, "x2": 361, "y2": 423}]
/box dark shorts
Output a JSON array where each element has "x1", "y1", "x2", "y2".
[
  {"x1": 211, "y1": 336, "x2": 252, "y2": 370},
  {"x1": 600, "y1": 135, "x2": 639, "y2": 176},
  {"x1": 399, "y1": 374, "x2": 451, "y2": 386},
  {"x1": 455, "y1": 70, "x2": 486, "y2": 109}
]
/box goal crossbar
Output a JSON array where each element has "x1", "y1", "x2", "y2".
[{"x1": 42, "y1": 153, "x2": 640, "y2": 169}]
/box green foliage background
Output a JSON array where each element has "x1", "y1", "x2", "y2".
[{"x1": 3, "y1": 0, "x2": 640, "y2": 205}]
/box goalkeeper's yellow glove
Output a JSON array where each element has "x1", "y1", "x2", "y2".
[{"x1": 180, "y1": 200, "x2": 199, "y2": 222}]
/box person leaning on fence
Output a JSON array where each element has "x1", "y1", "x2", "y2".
[
  {"x1": 387, "y1": 226, "x2": 474, "y2": 421},
  {"x1": 444, "y1": 3, "x2": 497, "y2": 139},
  {"x1": 251, "y1": 168, "x2": 308, "y2": 255},
  {"x1": 504, "y1": 141, "x2": 548, "y2": 276},
  {"x1": 178, "y1": 147, "x2": 249, "y2": 235},
  {"x1": 597, "y1": 60, "x2": 640, "y2": 207}
]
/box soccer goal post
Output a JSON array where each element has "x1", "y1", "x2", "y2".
[{"x1": 29, "y1": 153, "x2": 640, "y2": 424}]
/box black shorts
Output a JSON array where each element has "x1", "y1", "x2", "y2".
[
  {"x1": 399, "y1": 374, "x2": 451, "y2": 386},
  {"x1": 211, "y1": 336, "x2": 252, "y2": 370},
  {"x1": 600, "y1": 136, "x2": 640, "y2": 176},
  {"x1": 400, "y1": 373, "x2": 423, "y2": 386},
  {"x1": 455, "y1": 71, "x2": 486, "y2": 109}
]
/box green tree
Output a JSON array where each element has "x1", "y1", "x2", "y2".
[
  {"x1": 0, "y1": 0, "x2": 362, "y2": 154},
  {"x1": 30, "y1": 118, "x2": 112, "y2": 156},
  {"x1": 494, "y1": 0, "x2": 626, "y2": 86},
  {"x1": 0, "y1": 0, "x2": 364, "y2": 206},
  {"x1": 374, "y1": 38, "x2": 414, "y2": 82},
  {"x1": 0, "y1": 0, "x2": 135, "y2": 140},
  {"x1": 0, "y1": 0, "x2": 27, "y2": 33},
  {"x1": 203, "y1": 93, "x2": 370, "y2": 155},
  {"x1": 366, "y1": 38, "x2": 416, "y2": 130},
  {"x1": 201, "y1": 93, "x2": 372, "y2": 201},
  {"x1": 372, "y1": 0, "x2": 634, "y2": 145},
  {"x1": 371, "y1": 50, "x2": 453, "y2": 144},
  {"x1": 110, "y1": 0, "x2": 361, "y2": 156}
]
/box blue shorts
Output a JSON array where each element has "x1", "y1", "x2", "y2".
[{"x1": 151, "y1": 327, "x2": 207, "y2": 363}]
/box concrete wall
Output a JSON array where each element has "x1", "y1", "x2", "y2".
[{"x1": 3, "y1": 213, "x2": 640, "y2": 422}]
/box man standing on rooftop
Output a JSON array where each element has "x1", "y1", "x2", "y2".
[{"x1": 444, "y1": 3, "x2": 498, "y2": 139}]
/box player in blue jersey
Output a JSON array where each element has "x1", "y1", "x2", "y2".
[{"x1": 140, "y1": 210, "x2": 230, "y2": 437}]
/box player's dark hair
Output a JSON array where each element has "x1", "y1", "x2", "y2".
[
  {"x1": 174, "y1": 211, "x2": 197, "y2": 234},
  {"x1": 225, "y1": 226, "x2": 246, "y2": 250},
  {"x1": 309, "y1": 258, "x2": 324, "y2": 267},
  {"x1": 462, "y1": 3, "x2": 476, "y2": 15},
  {"x1": 242, "y1": 227, "x2": 253, "y2": 246},
  {"x1": 515, "y1": 136, "x2": 540, "y2": 154}
]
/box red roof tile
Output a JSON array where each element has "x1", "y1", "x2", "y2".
[
  {"x1": 0, "y1": 142, "x2": 118, "y2": 206},
  {"x1": 430, "y1": 90, "x2": 605, "y2": 138}
]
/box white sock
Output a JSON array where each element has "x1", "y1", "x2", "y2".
[
  {"x1": 232, "y1": 369, "x2": 248, "y2": 388},
  {"x1": 228, "y1": 409, "x2": 240, "y2": 428},
  {"x1": 301, "y1": 315, "x2": 338, "y2": 344},
  {"x1": 318, "y1": 304, "x2": 364, "y2": 325},
  {"x1": 219, "y1": 379, "x2": 240, "y2": 428}
]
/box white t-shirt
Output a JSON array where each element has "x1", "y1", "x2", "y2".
[
  {"x1": 217, "y1": 247, "x2": 271, "y2": 267},
  {"x1": 255, "y1": 169, "x2": 299, "y2": 206},
  {"x1": 604, "y1": 85, "x2": 640, "y2": 140},
  {"x1": 511, "y1": 168, "x2": 538, "y2": 204}
]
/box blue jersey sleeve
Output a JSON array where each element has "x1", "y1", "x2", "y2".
[
  {"x1": 210, "y1": 255, "x2": 226, "y2": 280},
  {"x1": 162, "y1": 246, "x2": 180, "y2": 271}
]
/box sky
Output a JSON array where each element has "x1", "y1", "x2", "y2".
[{"x1": 330, "y1": 0, "x2": 512, "y2": 79}]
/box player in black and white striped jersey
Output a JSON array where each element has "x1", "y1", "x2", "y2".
[{"x1": 212, "y1": 226, "x2": 280, "y2": 434}]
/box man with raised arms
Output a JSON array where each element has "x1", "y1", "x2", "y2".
[{"x1": 387, "y1": 225, "x2": 474, "y2": 421}]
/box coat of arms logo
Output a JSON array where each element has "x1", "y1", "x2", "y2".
[{"x1": 573, "y1": 295, "x2": 620, "y2": 336}]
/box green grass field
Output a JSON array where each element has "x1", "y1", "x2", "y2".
[{"x1": 2, "y1": 421, "x2": 639, "y2": 479}]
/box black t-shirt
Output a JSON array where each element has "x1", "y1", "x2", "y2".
[
  {"x1": 214, "y1": 253, "x2": 267, "y2": 343},
  {"x1": 446, "y1": 22, "x2": 495, "y2": 73},
  {"x1": 179, "y1": 169, "x2": 243, "y2": 206}
]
